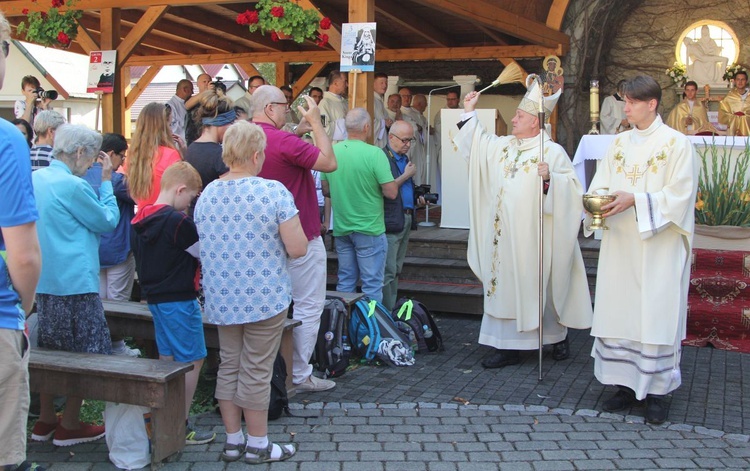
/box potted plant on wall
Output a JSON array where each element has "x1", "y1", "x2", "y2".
[
  {"x1": 693, "y1": 142, "x2": 750, "y2": 250},
  {"x1": 17, "y1": 0, "x2": 82, "y2": 48},
  {"x1": 236, "y1": 0, "x2": 332, "y2": 46}
]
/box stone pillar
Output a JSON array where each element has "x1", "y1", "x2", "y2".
[{"x1": 453, "y1": 75, "x2": 478, "y2": 100}]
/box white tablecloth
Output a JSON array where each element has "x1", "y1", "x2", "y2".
[{"x1": 572, "y1": 135, "x2": 749, "y2": 191}]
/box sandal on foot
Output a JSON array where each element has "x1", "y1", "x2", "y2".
[
  {"x1": 244, "y1": 442, "x2": 297, "y2": 464},
  {"x1": 220, "y1": 441, "x2": 245, "y2": 462}
]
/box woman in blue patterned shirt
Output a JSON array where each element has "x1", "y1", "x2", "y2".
[{"x1": 195, "y1": 120, "x2": 307, "y2": 464}]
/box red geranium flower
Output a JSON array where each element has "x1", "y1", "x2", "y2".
[
  {"x1": 247, "y1": 10, "x2": 259, "y2": 24},
  {"x1": 236, "y1": 10, "x2": 252, "y2": 25},
  {"x1": 270, "y1": 31, "x2": 280, "y2": 42},
  {"x1": 319, "y1": 17, "x2": 331, "y2": 30},
  {"x1": 22, "y1": 8, "x2": 29, "y2": 14},
  {"x1": 40, "y1": 12, "x2": 47, "y2": 19},
  {"x1": 51, "y1": 0, "x2": 64, "y2": 8},
  {"x1": 57, "y1": 31, "x2": 70, "y2": 45},
  {"x1": 315, "y1": 33, "x2": 329, "y2": 47},
  {"x1": 270, "y1": 6, "x2": 284, "y2": 18}
]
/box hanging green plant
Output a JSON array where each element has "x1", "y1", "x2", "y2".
[
  {"x1": 17, "y1": 0, "x2": 82, "y2": 48},
  {"x1": 236, "y1": 0, "x2": 331, "y2": 46}
]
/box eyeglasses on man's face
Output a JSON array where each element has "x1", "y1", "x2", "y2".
[
  {"x1": 269, "y1": 102, "x2": 291, "y2": 111},
  {"x1": 2, "y1": 40, "x2": 10, "y2": 58},
  {"x1": 390, "y1": 134, "x2": 414, "y2": 144}
]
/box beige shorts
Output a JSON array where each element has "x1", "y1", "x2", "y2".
[
  {"x1": 214, "y1": 311, "x2": 286, "y2": 411},
  {"x1": 0, "y1": 328, "x2": 30, "y2": 466}
]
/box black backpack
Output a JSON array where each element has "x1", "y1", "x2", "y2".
[
  {"x1": 311, "y1": 297, "x2": 350, "y2": 378},
  {"x1": 268, "y1": 352, "x2": 289, "y2": 420},
  {"x1": 392, "y1": 298, "x2": 444, "y2": 353}
]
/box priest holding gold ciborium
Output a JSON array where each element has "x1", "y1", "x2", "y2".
[{"x1": 585, "y1": 75, "x2": 697, "y2": 425}]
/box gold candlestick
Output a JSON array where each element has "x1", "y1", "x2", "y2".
[{"x1": 589, "y1": 79, "x2": 600, "y2": 135}]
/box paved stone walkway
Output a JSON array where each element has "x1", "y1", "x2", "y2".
[{"x1": 27, "y1": 315, "x2": 750, "y2": 470}]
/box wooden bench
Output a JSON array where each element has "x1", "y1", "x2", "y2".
[
  {"x1": 101, "y1": 300, "x2": 301, "y2": 393},
  {"x1": 29, "y1": 348, "x2": 191, "y2": 463}
]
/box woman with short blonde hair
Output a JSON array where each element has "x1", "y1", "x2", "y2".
[{"x1": 195, "y1": 120, "x2": 306, "y2": 464}]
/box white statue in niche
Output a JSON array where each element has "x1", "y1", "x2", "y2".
[{"x1": 684, "y1": 25, "x2": 728, "y2": 86}]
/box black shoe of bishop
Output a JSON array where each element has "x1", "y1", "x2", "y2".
[
  {"x1": 645, "y1": 395, "x2": 668, "y2": 424},
  {"x1": 552, "y1": 336, "x2": 570, "y2": 361},
  {"x1": 481, "y1": 349, "x2": 520, "y2": 369},
  {"x1": 602, "y1": 387, "x2": 640, "y2": 412}
]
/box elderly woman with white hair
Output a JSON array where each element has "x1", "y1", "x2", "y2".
[
  {"x1": 195, "y1": 120, "x2": 307, "y2": 464},
  {"x1": 30, "y1": 124, "x2": 119, "y2": 447}
]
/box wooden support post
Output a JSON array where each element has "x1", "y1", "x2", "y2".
[
  {"x1": 276, "y1": 62, "x2": 289, "y2": 87},
  {"x1": 100, "y1": 8, "x2": 125, "y2": 134},
  {"x1": 348, "y1": 0, "x2": 375, "y2": 143}
]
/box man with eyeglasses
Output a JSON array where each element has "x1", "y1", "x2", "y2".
[
  {"x1": 399, "y1": 87, "x2": 426, "y2": 185},
  {"x1": 250, "y1": 85, "x2": 339, "y2": 393},
  {"x1": 454, "y1": 82, "x2": 592, "y2": 371},
  {"x1": 234, "y1": 75, "x2": 266, "y2": 116},
  {"x1": 0, "y1": 12, "x2": 45, "y2": 471},
  {"x1": 382, "y1": 121, "x2": 423, "y2": 311}
]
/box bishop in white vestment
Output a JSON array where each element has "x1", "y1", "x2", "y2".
[
  {"x1": 453, "y1": 83, "x2": 593, "y2": 369},
  {"x1": 586, "y1": 75, "x2": 698, "y2": 424}
]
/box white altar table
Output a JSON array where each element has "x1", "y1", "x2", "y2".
[{"x1": 572, "y1": 135, "x2": 749, "y2": 191}]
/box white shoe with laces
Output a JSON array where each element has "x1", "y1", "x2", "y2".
[{"x1": 294, "y1": 375, "x2": 336, "y2": 392}]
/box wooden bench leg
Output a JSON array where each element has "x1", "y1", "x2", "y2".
[
  {"x1": 280, "y1": 328, "x2": 295, "y2": 396},
  {"x1": 150, "y1": 375, "x2": 186, "y2": 463}
]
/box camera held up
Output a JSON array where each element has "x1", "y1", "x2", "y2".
[
  {"x1": 34, "y1": 88, "x2": 58, "y2": 101},
  {"x1": 414, "y1": 184, "x2": 439, "y2": 205},
  {"x1": 212, "y1": 77, "x2": 227, "y2": 94}
]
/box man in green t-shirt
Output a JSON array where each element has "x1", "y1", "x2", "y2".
[{"x1": 322, "y1": 108, "x2": 398, "y2": 303}]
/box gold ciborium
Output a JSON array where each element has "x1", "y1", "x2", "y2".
[{"x1": 582, "y1": 194, "x2": 617, "y2": 230}]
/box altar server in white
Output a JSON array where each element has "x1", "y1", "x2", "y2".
[
  {"x1": 600, "y1": 80, "x2": 630, "y2": 134},
  {"x1": 586, "y1": 75, "x2": 698, "y2": 424},
  {"x1": 453, "y1": 81, "x2": 593, "y2": 370}
]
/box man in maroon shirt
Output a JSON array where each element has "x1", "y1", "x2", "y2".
[{"x1": 251, "y1": 85, "x2": 338, "y2": 392}]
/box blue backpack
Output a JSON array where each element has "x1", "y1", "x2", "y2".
[{"x1": 349, "y1": 298, "x2": 414, "y2": 365}]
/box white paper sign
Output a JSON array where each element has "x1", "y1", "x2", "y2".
[
  {"x1": 87, "y1": 50, "x2": 117, "y2": 93},
  {"x1": 340, "y1": 23, "x2": 377, "y2": 72}
]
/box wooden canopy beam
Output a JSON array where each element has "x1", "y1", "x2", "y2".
[
  {"x1": 298, "y1": 0, "x2": 342, "y2": 53},
  {"x1": 127, "y1": 44, "x2": 562, "y2": 66},
  {"x1": 75, "y1": 22, "x2": 100, "y2": 54},
  {"x1": 166, "y1": 6, "x2": 281, "y2": 51},
  {"x1": 78, "y1": 15, "x2": 207, "y2": 56},
  {"x1": 546, "y1": 0, "x2": 570, "y2": 30},
  {"x1": 124, "y1": 65, "x2": 162, "y2": 109},
  {"x1": 116, "y1": 5, "x2": 169, "y2": 66},
  {"x1": 292, "y1": 62, "x2": 329, "y2": 98},
  {"x1": 412, "y1": 0, "x2": 569, "y2": 52},
  {"x1": 375, "y1": 0, "x2": 455, "y2": 48},
  {"x1": 0, "y1": 0, "x2": 248, "y2": 16}
]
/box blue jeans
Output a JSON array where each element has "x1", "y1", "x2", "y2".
[{"x1": 335, "y1": 232, "x2": 388, "y2": 303}]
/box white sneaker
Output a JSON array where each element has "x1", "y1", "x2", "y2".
[
  {"x1": 111, "y1": 342, "x2": 141, "y2": 357},
  {"x1": 294, "y1": 375, "x2": 336, "y2": 392}
]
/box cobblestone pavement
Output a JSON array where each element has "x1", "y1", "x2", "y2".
[{"x1": 27, "y1": 315, "x2": 750, "y2": 470}]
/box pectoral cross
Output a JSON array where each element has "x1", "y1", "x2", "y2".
[{"x1": 625, "y1": 165, "x2": 644, "y2": 185}]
